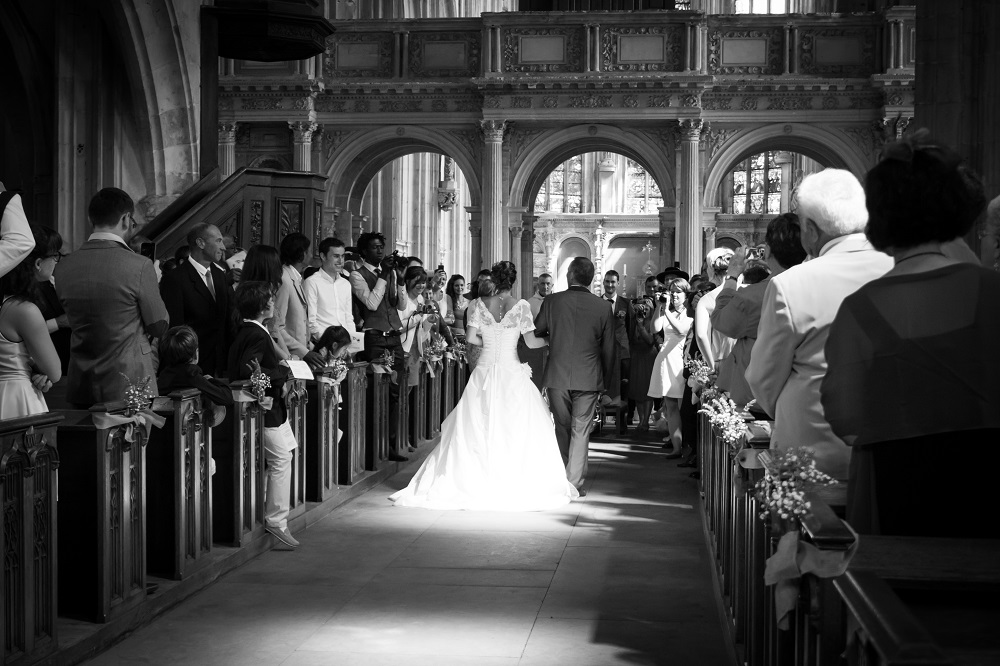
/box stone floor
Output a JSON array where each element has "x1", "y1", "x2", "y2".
[{"x1": 85, "y1": 428, "x2": 733, "y2": 666}]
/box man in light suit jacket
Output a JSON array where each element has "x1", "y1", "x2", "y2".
[
  {"x1": 746, "y1": 169, "x2": 893, "y2": 484},
  {"x1": 159, "y1": 223, "x2": 235, "y2": 377},
  {"x1": 56, "y1": 188, "x2": 169, "y2": 407},
  {"x1": 0, "y1": 187, "x2": 35, "y2": 279},
  {"x1": 274, "y1": 232, "x2": 324, "y2": 368},
  {"x1": 534, "y1": 257, "x2": 616, "y2": 493}
]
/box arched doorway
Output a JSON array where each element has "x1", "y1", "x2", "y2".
[{"x1": 554, "y1": 237, "x2": 591, "y2": 292}]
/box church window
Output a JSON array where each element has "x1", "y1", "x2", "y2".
[
  {"x1": 626, "y1": 159, "x2": 664, "y2": 214},
  {"x1": 734, "y1": 0, "x2": 787, "y2": 13},
  {"x1": 731, "y1": 151, "x2": 782, "y2": 214},
  {"x1": 533, "y1": 155, "x2": 583, "y2": 213}
]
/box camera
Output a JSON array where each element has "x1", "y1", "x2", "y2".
[
  {"x1": 656, "y1": 291, "x2": 670, "y2": 304},
  {"x1": 382, "y1": 250, "x2": 404, "y2": 270},
  {"x1": 747, "y1": 246, "x2": 765, "y2": 261},
  {"x1": 417, "y1": 302, "x2": 438, "y2": 315}
]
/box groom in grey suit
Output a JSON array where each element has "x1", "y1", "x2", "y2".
[{"x1": 533, "y1": 257, "x2": 616, "y2": 494}]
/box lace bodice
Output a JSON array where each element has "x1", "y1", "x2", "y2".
[{"x1": 467, "y1": 298, "x2": 535, "y2": 368}]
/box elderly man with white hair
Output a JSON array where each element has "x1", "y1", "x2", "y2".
[{"x1": 746, "y1": 168, "x2": 893, "y2": 485}]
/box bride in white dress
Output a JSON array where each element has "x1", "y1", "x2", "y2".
[{"x1": 391, "y1": 261, "x2": 579, "y2": 511}]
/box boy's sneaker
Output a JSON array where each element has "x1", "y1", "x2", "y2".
[{"x1": 265, "y1": 526, "x2": 300, "y2": 548}]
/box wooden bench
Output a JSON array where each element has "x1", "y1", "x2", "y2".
[
  {"x1": 305, "y1": 369, "x2": 341, "y2": 502},
  {"x1": 211, "y1": 381, "x2": 265, "y2": 548},
  {"x1": 339, "y1": 362, "x2": 367, "y2": 485},
  {"x1": 0, "y1": 413, "x2": 61, "y2": 663},
  {"x1": 365, "y1": 368, "x2": 390, "y2": 471},
  {"x1": 285, "y1": 378, "x2": 308, "y2": 521}
]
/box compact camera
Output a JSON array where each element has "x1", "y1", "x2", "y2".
[
  {"x1": 417, "y1": 303, "x2": 438, "y2": 315},
  {"x1": 747, "y1": 246, "x2": 766, "y2": 261}
]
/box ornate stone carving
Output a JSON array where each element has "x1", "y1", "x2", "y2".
[
  {"x1": 740, "y1": 96, "x2": 759, "y2": 111},
  {"x1": 454, "y1": 98, "x2": 482, "y2": 113},
  {"x1": 542, "y1": 96, "x2": 558, "y2": 108},
  {"x1": 848, "y1": 93, "x2": 882, "y2": 110},
  {"x1": 322, "y1": 130, "x2": 355, "y2": 157},
  {"x1": 242, "y1": 97, "x2": 283, "y2": 111},
  {"x1": 701, "y1": 95, "x2": 732, "y2": 111},
  {"x1": 600, "y1": 25, "x2": 684, "y2": 72},
  {"x1": 509, "y1": 128, "x2": 544, "y2": 163},
  {"x1": 569, "y1": 94, "x2": 613, "y2": 108},
  {"x1": 218, "y1": 97, "x2": 234, "y2": 111},
  {"x1": 437, "y1": 188, "x2": 458, "y2": 212},
  {"x1": 250, "y1": 200, "x2": 263, "y2": 246},
  {"x1": 766, "y1": 95, "x2": 812, "y2": 111},
  {"x1": 447, "y1": 129, "x2": 483, "y2": 165},
  {"x1": 707, "y1": 28, "x2": 783, "y2": 75},
  {"x1": 679, "y1": 119, "x2": 704, "y2": 141},
  {"x1": 315, "y1": 96, "x2": 347, "y2": 113},
  {"x1": 431, "y1": 99, "x2": 448, "y2": 112},
  {"x1": 842, "y1": 121, "x2": 886, "y2": 161},
  {"x1": 702, "y1": 124, "x2": 741, "y2": 159},
  {"x1": 443, "y1": 157, "x2": 456, "y2": 181},
  {"x1": 324, "y1": 33, "x2": 394, "y2": 78},
  {"x1": 480, "y1": 119, "x2": 508, "y2": 143},
  {"x1": 822, "y1": 96, "x2": 839, "y2": 110},
  {"x1": 799, "y1": 28, "x2": 876, "y2": 78},
  {"x1": 408, "y1": 31, "x2": 481, "y2": 78},
  {"x1": 354, "y1": 99, "x2": 371, "y2": 113},
  {"x1": 292, "y1": 97, "x2": 310, "y2": 111},
  {"x1": 681, "y1": 93, "x2": 702, "y2": 108},
  {"x1": 511, "y1": 96, "x2": 532, "y2": 109},
  {"x1": 485, "y1": 96, "x2": 502, "y2": 109},
  {"x1": 218, "y1": 122, "x2": 239, "y2": 143},
  {"x1": 647, "y1": 95, "x2": 671, "y2": 108},
  {"x1": 502, "y1": 27, "x2": 584, "y2": 73},
  {"x1": 623, "y1": 95, "x2": 639, "y2": 108},
  {"x1": 378, "y1": 100, "x2": 422, "y2": 112},
  {"x1": 289, "y1": 121, "x2": 317, "y2": 142}
]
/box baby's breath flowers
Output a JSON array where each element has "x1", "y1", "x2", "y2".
[
  {"x1": 120, "y1": 373, "x2": 155, "y2": 416},
  {"x1": 755, "y1": 448, "x2": 838, "y2": 522},
  {"x1": 699, "y1": 394, "x2": 749, "y2": 450},
  {"x1": 247, "y1": 358, "x2": 271, "y2": 402}
]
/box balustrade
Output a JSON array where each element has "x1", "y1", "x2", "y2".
[
  {"x1": 305, "y1": 370, "x2": 341, "y2": 502},
  {"x1": 285, "y1": 379, "x2": 309, "y2": 520},
  {"x1": 146, "y1": 390, "x2": 213, "y2": 581},
  {"x1": 0, "y1": 414, "x2": 61, "y2": 664},
  {"x1": 212, "y1": 381, "x2": 266, "y2": 548},
  {"x1": 339, "y1": 362, "x2": 368, "y2": 484},
  {"x1": 58, "y1": 405, "x2": 148, "y2": 623}
]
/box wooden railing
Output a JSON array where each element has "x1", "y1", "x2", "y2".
[
  {"x1": 699, "y1": 408, "x2": 1000, "y2": 666},
  {"x1": 2, "y1": 355, "x2": 465, "y2": 664}
]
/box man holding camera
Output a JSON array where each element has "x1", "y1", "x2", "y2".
[{"x1": 349, "y1": 231, "x2": 410, "y2": 461}]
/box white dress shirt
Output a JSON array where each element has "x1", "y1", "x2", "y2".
[
  {"x1": 187, "y1": 256, "x2": 215, "y2": 294},
  {"x1": 0, "y1": 194, "x2": 34, "y2": 280},
  {"x1": 304, "y1": 267, "x2": 356, "y2": 339},
  {"x1": 348, "y1": 261, "x2": 408, "y2": 312}
]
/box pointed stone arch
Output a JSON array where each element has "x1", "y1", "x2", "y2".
[
  {"x1": 509, "y1": 124, "x2": 676, "y2": 214},
  {"x1": 702, "y1": 122, "x2": 871, "y2": 210}
]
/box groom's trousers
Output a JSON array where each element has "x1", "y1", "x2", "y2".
[{"x1": 548, "y1": 389, "x2": 601, "y2": 489}]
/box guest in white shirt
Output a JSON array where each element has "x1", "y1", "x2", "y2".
[
  {"x1": 275, "y1": 233, "x2": 324, "y2": 369},
  {"x1": 304, "y1": 237, "x2": 356, "y2": 345},
  {"x1": 693, "y1": 248, "x2": 735, "y2": 374}
]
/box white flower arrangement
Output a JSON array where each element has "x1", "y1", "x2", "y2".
[
  {"x1": 698, "y1": 394, "x2": 749, "y2": 450},
  {"x1": 755, "y1": 447, "x2": 838, "y2": 522}
]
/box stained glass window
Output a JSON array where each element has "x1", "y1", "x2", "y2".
[
  {"x1": 626, "y1": 159, "x2": 664, "y2": 215},
  {"x1": 730, "y1": 151, "x2": 783, "y2": 215},
  {"x1": 734, "y1": 0, "x2": 787, "y2": 14}
]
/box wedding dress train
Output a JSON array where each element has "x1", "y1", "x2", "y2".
[{"x1": 391, "y1": 299, "x2": 578, "y2": 511}]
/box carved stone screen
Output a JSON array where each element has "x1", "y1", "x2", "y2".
[
  {"x1": 423, "y1": 42, "x2": 468, "y2": 69},
  {"x1": 337, "y1": 42, "x2": 380, "y2": 70},
  {"x1": 815, "y1": 37, "x2": 862, "y2": 65},
  {"x1": 519, "y1": 36, "x2": 566, "y2": 64},
  {"x1": 721, "y1": 39, "x2": 768, "y2": 66},
  {"x1": 618, "y1": 35, "x2": 665, "y2": 63}
]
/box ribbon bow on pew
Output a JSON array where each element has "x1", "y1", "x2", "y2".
[{"x1": 91, "y1": 408, "x2": 166, "y2": 445}]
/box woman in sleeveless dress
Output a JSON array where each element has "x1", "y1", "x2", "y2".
[
  {"x1": 0, "y1": 227, "x2": 63, "y2": 418},
  {"x1": 391, "y1": 261, "x2": 578, "y2": 511},
  {"x1": 444, "y1": 274, "x2": 469, "y2": 340},
  {"x1": 647, "y1": 277, "x2": 692, "y2": 456}
]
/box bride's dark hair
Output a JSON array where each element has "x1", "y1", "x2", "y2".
[{"x1": 490, "y1": 261, "x2": 517, "y2": 292}]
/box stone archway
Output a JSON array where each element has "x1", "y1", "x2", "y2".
[
  {"x1": 702, "y1": 122, "x2": 869, "y2": 211},
  {"x1": 554, "y1": 235, "x2": 593, "y2": 292},
  {"x1": 510, "y1": 125, "x2": 675, "y2": 214}
]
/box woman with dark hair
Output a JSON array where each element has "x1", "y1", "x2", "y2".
[
  {"x1": 465, "y1": 269, "x2": 494, "y2": 369},
  {"x1": 241, "y1": 244, "x2": 291, "y2": 360},
  {"x1": 0, "y1": 226, "x2": 62, "y2": 417},
  {"x1": 822, "y1": 131, "x2": 1000, "y2": 538},
  {"x1": 444, "y1": 273, "x2": 469, "y2": 340},
  {"x1": 647, "y1": 277, "x2": 692, "y2": 457},
  {"x1": 392, "y1": 260, "x2": 577, "y2": 511},
  {"x1": 30, "y1": 224, "x2": 71, "y2": 374}
]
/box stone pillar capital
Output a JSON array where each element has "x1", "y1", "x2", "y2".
[
  {"x1": 218, "y1": 122, "x2": 239, "y2": 143},
  {"x1": 289, "y1": 121, "x2": 318, "y2": 143},
  {"x1": 480, "y1": 119, "x2": 508, "y2": 143},
  {"x1": 679, "y1": 118, "x2": 704, "y2": 141}
]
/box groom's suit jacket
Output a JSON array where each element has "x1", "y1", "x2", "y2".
[{"x1": 534, "y1": 285, "x2": 616, "y2": 391}]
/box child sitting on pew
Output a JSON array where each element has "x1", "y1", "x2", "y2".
[
  {"x1": 157, "y1": 325, "x2": 233, "y2": 427},
  {"x1": 228, "y1": 281, "x2": 301, "y2": 550}
]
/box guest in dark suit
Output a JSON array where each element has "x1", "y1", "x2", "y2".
[
  {"x1": 601, "y1": 270, "x2": 634, "y2": 406},
  {"x1": 534, "y1": 257, "x2": 616, "y2": 493},
  {"x1": 159, "y1": 223, "x2": 234, "y2": 377},
  {"x1": 56, "y1": 188, "x2": 169, "y2": 407},
  {"x1": 228, "y1": 281, "x2": 299, "y2": 549},
  {"x1": 158, "y1": 325, "x2": 234, "y2": 427}
]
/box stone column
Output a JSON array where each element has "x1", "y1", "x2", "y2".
[
  {"x1": 704, "y1": 226, "x2": 717, "y2": 255},
  {"x1": 520, "y1": 214, "x2": 539, "y2": 299},
  {"x1": 481, "y1": 120, "x2": 507, "y2": 268},
  {"x1": 677, "y1": 119, "x2": 704, "y2": 275},
  {"x1": 657, "y1": 206, "x2": 676, "y2": 269},
  {"x1": 218, "y1": 122, "x2": 238, "y2": 179},
  {"x1": 773, "y1": 151, "x2": 794, "y2": 212},
  {"x1": 289, "y1": 121, "x2": 318, "y2": 172},
  {"x1": 465, "y1": 205, "x2": 483, "y2": 275}
]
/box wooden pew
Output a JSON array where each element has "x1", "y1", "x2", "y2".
[
  {"x1": 365, "y1": 368, "x2": 390, "y2": 471},
  {"x1": 285, "y1": 379, "x2": 308, "y2": 520},
  {"x1": 339, "y1": 362, "x2": 367, "y2": 485},
  {"x1": 146, "y1": 389, "x2": 213, "y2": 580},
  {"x1": 442, "y1": 356, "x2": 456, "y2": 417},
  {"x1": 455, "y1": 356, "x2": 468, "y2": 399},
  {"x1": 395, "y1": 362, "x2": 410, "y2": 452},
  {"x1": 212, "y1": 381, "x2": 265, "y2": 548},
  {"x1": 305, "y1": 369, "x2": 341, "y2": 502},
  {"x1": 426, "y1": 363, "x2": 442, "y2": 439},
  {"x1": 413, "y1": 366, "x2": 428, "y2": 445},
  {"x1": 58, "y1": 404, "x2": 149, "y2": 623},
  {"x1": 0, "y1": 413, "x2": 61, "y2": 663}
]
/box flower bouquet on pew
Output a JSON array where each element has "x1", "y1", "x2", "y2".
[
  {"x1": 698, "y1": 394, "x2": 749, "y2": 454},
  {"x1": 326, "y1": 357, "x2": 349, "y2": 385},
  {"x1": 446, "y1": 341, "x2": 467, "y2": 364},
  {"x1": 685, "y1": 358, "x2": 717, "y2": 404},
  {"x1": 371, "y1": 349, "x2": 398, "y2": 383},
  {"x1": 121, "y1": 373, "x2": 155, "y2": 417},
  {"x1": 421, "y1": 332, "x2": 447, "y2": 377},
  {"x1": 90, "y1": 374, "x2": 166, "y2": 444},
  {"x1": 755, "y1": 447, "x2": 837, "y2": 524},
  {"x1": 247, "y1": 358, "x2": 273, "y2": 411}
]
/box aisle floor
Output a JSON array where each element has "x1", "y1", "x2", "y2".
[{"x1": 86, "y1": 430, "x2": 732, "y2": 666}]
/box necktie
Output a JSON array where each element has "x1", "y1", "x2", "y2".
[
  {"x1": 205, "y1": 268, "x2": 217, "y2": 301},
  {"x1": 374, "y1": 267, "x2": 382, "y2": 278}
]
